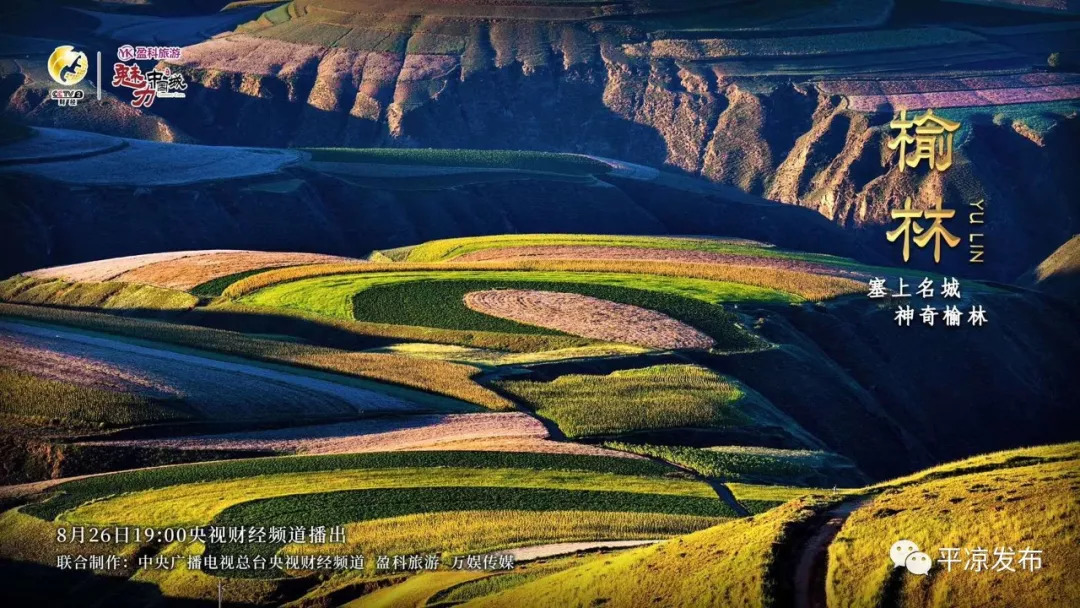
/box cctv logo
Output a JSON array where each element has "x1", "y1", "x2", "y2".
[
  {"x1": 47, "y1": 45, "x2": 90, "y2": 107},
  {"x1": 48, "y1": 46, "x2": 88, "y2": 86}
]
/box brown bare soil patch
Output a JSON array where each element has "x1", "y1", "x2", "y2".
[
  {"x1": 113, "y1": 250, "x2": 362, "y2": 290},
  {"x1": 79, "y1": 412, "x2": 638, "y2": 458},
  {"x1": 463, "y1": 289, "x2": 715, "y2": 350},
  {"x1": 26, "y1": 251, "x2": 223, "y2": 283}
]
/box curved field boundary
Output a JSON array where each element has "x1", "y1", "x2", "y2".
[
  {"x1": 0, "y1": 301, "x2": 567, "y2": 407},
  {"x1": 62, "y1": 468, "x2": 720, "y2": 528},
  {"x1": 464, "y1": 289, "x2": 715, "y2": 349},
  {"x1": 458, "y1": 497, "x2": 835, "y2": 608},
  {"x1": 23, "y1": 451, "x2": 676, "y2": 521},
  {"x1": 624, "y1": 27, "x2": 983, "y2": 59},
  {"x1": 845, "y1": 84, "x2": 1080, "y2": 112},
  {"x1": 399, "y1": 234, "x2": 843, "y2": 264},
  {"x1": 240, "y1": 273, "x2": 762, "y2": 350},
  {"x1": 1, "y1": 136, "x2": 304, "y2": 187},
  {"x1": 819, "y1": 72, "x2": 1080, "y2": 97},
  {"x1": 203, "y1": 486, "x2": 734, "y2": 577},
  {"x1": 77, "y1": 412, "x2": 636, "y2": 458},
  {"x1": 222, "y1": 259, "x2": 862, "y2": 301},
  {"x1": 25, "y1": 250, "x2": 362, "y2": 289},
  {"x1": 211, "y1": 486, "x2": 736, "y2": 529},
  {"x1": 453, "y1": 245, "x2": 869, "y2": 279},
  {"x1": 0, "y1": 320, "x2": 422, "y2": 422},
  {"x1": 1, "y1": 275, "x2": 198, "y2": 311},
  {"x1": 0, "y1": 127, "x2": 127, "y2": 166},
  {"x1": 27, "y1": 251, "x2": 229, "y2": 283},
  {"x1": 496, "y1": 364, "x2": 747, "y2": 439},
  {"x1": 112, "y1": 250, "x2": 363, "y2": 291}
]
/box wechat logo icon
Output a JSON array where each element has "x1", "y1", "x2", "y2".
[{"x1": 890, "y1": 540, "x2": 932, "y2": 575}]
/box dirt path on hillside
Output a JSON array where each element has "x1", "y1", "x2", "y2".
[
  {"x1": 793, "y1": 499, "x2": 868, "y2": 608},
  {"x1": 497, "y1": 539, "x2": 663, "y2": 562}
]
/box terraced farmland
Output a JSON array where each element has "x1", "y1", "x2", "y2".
[
  {"x1": 1, "y1": 449, "x2": 731, "y2": 602},
  {"x1": 441, "y1": 444, "x2": 1080, "y2": 608},
  {"x1": 1, "y1": 0, "x2": 1078, "y2": 604},
  {"x1": 235, "y1": 271, "x2": 777, "y2": 350},
  {"x1": 0, "y1": 320, "x2": 429, "y2": 427}
]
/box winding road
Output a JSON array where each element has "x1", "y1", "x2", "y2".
[{"x1": 793, "y1": 498, "x2": 868, "y2": 608}]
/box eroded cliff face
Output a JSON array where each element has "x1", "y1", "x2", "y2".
[
  {"x1": 80, "y1": 30, "x2": 1067, "y2": 281},
  {"x1": 4, "y1": 10, "x2": 1078, "y2": 280}
]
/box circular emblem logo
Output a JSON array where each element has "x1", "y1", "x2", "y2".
[{"x1": 48, "y1": 46, "x2": 88, "y2": 86}]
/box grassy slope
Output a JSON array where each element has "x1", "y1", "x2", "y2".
[
  {"x1": 365, "y1": 342, "x2": 651, "y2": 366},
  {"x1": 464, "y1": 496, "x2": 837, "y2": 608},
  {"x1": 458, "y1": 444, "x2": 1079, "y2": 607},
  {"x1": 870, "y1": 442, "x2": 1080, "y2": 491},
  {"x1": 728, "y1": 483, "x2": 839, "y2": 514},
  {"x1": 606, "y1": 443, "x2": 867, "y2": 487},
  {"x1": 498, "y1": 365, "x2": 748, "y2": 438},
  {"x1": 829, "y1": 447, "x2": 1080, "y2": 608},
  {"x1": 429, "y1": 555, "x2": 585, "y2": 605},
  {"x1": 285, "y1": 510, "x2": 726, "y2": 562},
  {"x1": 1024, "y1": 233, "x2": 1080, "y2": 296}
]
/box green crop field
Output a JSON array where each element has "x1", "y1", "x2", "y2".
[
  {"x1": 238, "y1": 271, "x2": 777, "y2": 350},
  {"x1": 399, "y1": 234, "x2": 852, "y2": 265},
  {"x1": 728, "y1": 483, "x2": 837, "y2": 514},
  {"x1": 223, "y1": 259, "x2": 861, "y2": 302},
  {"x1": 199, "y1": 487, "x2": 732, "y2": 577},
  {"x1": 24, "y1": 450, "x2": 675, "y2": 521},
  {"x1": 211, "y1": 486, "x2": 732, "y2": 532},
  {"x1": 0, "y1": 367, "x2": 192, "y2": 429},
  {"x1": 497, "y1": 365, "x2": 749, "y2": 439},
  {"x1": 189, "y1": 268, "x2": 274, "y2": 297},
  {"x1": 605, "y1": 443, "x2": 867, "y2": 487},
  {"x1": 0, "y1": 276, "x2": 197, "y2": 311},
  {"x1": 60, "y1": 467, "x2": 715, "y2": 528}
]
